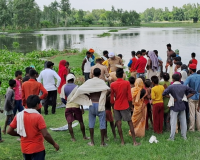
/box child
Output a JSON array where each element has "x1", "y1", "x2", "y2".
[
  {"x1": 175, "y1": 61, "x2": 182, "y2": 73},
  {"x1": 159, "y1": 73, "x2": 170, "y2": 131},
  {"x1": 144, "y1": 79, "x2": 153, "y2": 130},
  {"x1": 105, "y1": 94, "x2": 116, "y2": 140},
  {"x1": 2, "y1": 79, "x2": 16, "y2": 134},
  {"x1": 151, "y1": 76, "x2": 165, "y2": 134},
  {"x1": 14, "y1": 70, "x2": 24, "y2": 115},
  {"x1": 189, "y1": 52, "x2": 198, "y2": 65},
  {"x1": 129, "y1": 76, "x2": 135, "y2": 88}
]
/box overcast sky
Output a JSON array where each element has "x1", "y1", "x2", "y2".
[{"x1": 35, "y1": 0, "x2": 199, "y2": 12}]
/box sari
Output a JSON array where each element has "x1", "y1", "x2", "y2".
[
  {"x1": 58, "y1": 60, "x2": 68, "y2": 94},
  {"x1": 129, "y1": 78, "x2": 147, "y2": 137}
]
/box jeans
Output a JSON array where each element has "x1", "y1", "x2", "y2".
[
  {"x1": 44, "y1": 90, "x2": 57, "y2": 115},
  {"x1": 136, "y1": 73, "x2": 145, "y2": 78},
  {"x1": 84, "y1": 73, "x2": 90, "y2": 81},
  {"x1": 13, "y1": 100, "x2": 24, "y2": 116},
  {"x1": 23, "y1": 150, "x2": 45, "y2": 160}
]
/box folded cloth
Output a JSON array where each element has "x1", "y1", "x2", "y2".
[
  {"x1": 167, "y1": 81, "x2": 188, "y2": 107},
  {"x1": 17, "y1": 109, "x2": 39, "y2": 137},
  {"x1": 149, "y1": 135, "x2": 159, "y2": 143},
  {"x1": 148, "y1": 51, "x2": 159, "y2": 72},
  {"x1": 68, "y1": 77, "x2": 110, "y2": 111}
]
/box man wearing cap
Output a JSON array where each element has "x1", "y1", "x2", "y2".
[
  {"x1": 89, "y1": 49, "x2": 95, "y2": 66},
  {"x1": 38, "y1": 61, "x2": 61, "y2": 115},
  {"x1": 184, "y1": 64, "x2": 200, "y2": 131},
  {"x1": 108, "y1": 53, "x2": 123, "y2": 73},
  {"x1": 64, "y1": 74, "x2": 89, "y2": 142},
  {"x1": 90, "y1": 58, "x2": 109, "y2": 81}
]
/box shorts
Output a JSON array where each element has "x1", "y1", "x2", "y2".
[
  {"x1": 106, "y1": 110, "x2": 114, "y2": 122},
  {"x1": 65, "y1": 108, "x2": 83, "y2": 124},
  {"x1": 89, "y1": 103, "x2": 106, "y2": 129},
  {"x1": 114, "y1": 108, "x2": 131, "y2": 122},
  {"x1": 5, "y1": 110, "x2": 14, "y2": 116}
]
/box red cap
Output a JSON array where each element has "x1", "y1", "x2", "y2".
[{"x1": 189, "y1": 64, "x2": 197, "y2": 69}]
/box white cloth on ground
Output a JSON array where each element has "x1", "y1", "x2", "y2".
[
  {"x1": 167, "y1": 81, "x2": 188, "y2": 107},
  {"x1": 17, "y1": 109, "x2": 39, "y2": 137},
  {"x1": 68, "y1": 77, "x2": 110, "y2": 111}
]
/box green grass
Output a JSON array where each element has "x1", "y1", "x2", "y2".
[
  {"x1": 1, "y1": 108, "x2": 200, "y2": 160},
  {"x1": 108, "y1": 29, "x2": 118, "y2": 32},
  {"x1": 97, "y1": 32, "x2": 111, "y2": 37},
  {"x1": 141, "y1": 22, "x2": 200, "y2": 28}
]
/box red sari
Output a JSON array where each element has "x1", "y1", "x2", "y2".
[{"x1": 58, "y1": 60, "x2": 68, "y2": 94}]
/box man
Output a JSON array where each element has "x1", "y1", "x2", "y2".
[
  {"x1": 22, "y1": 67, "x2": 32, "y2": 82},
  {"x1": 7, "y1": 95, "x2": 59, "y2": 160},
  {"x1": 102, "y1": 50, "x2": 109, "y2": 68},
  {"x1": 146, "y1": 51, "x2": 159, "y2": 80},
  {"x1": 154, "y1": 50, "x2": 163, "y2": 80},
  {"x1": 22, "y1": 69, "x2": 48, "y2": 114},
  {"x1": 90, "y1": 58, "x2": 109, "y2": 81},
  {"x1": 134, "y1": 51, "x2": 147, "y2": 78},
  {"x1": 89, "y1": 48, "x2": 95, "y2": 66},
  {"x1": 167, "y1": 43, "x2": 174, "y2": 61},
  {"x1": 128, "y1": 51, "x2": 137, "y2": 79},
  {"x1": 82, "y1": 51, "x2": 92, "y2": 81},
  {"x1": 184, "y1": 64, "x2": 200, "y2": 131},
  {"x1": 141, "y1": 49, "x2": 146, "y2": 56},
  {"x1": 163, "y1": 74, "x2": 195, "y2": 141},
  {"x1": 189, "y1": 52, "x2": 198, "y2": 66},
  {"x1": 175, "y1": 61, "x2": 182, "y2": 73},
  {"x1": 38, "y1": 61, "x2": 61, "y2": 115},
  {"x1": 68, "y1": 68, "x2": 110, "y2": 146},
  {"x1": 64, "y1": 74, "x2": 89, "y2": 141},
  {"x1": 110, "y1": 68, "x2": 140, "y2": 146},
  {"x1": 166, "y1": 59, "x2": 174, "y2": 82},
  {"x1": 108, "y1": 52, "x2": 123, "y2": 73},
  {"x1": 108, "y1": 65, "x2": 126, "y2": 83}
]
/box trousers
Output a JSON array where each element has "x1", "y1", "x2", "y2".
[
  {"x1": 23, "y1": 150, "x2": 45, "y2": 160},
  {"x1": 170, "y1": 110, "x2": 187, "y2": 140},
  {"x1": 44, "y1": 90, "x2": 57, "y2": 115},
  {"x1": 153, "y1": 103, "x2": 164, "y2": 134}
]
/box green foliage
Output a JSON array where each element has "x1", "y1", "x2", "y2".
[
  {"x1": 35, "y1": 34, "x2": 44, "y2": 37},
  {"x1": 0, "y1": 34, "x2": 6, "y2": 37},
  {"x1": 40, "y1": 20, "x2": 52, "y2": 28},
  {"x1": 82, "y1": 22, "x2": 90, "y2": 27},
  {"x1": 108, "y1": 29, "x2": 118, "y2": 32},
  {"x1": 12, "y1": 42, "x2": 20, "y2": 49},
  {"x1": 97, "y1": 32, "x2": 111, "y2": 37}
]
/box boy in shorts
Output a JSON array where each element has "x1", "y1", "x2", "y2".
[{"x1": 3, "y1": 79, "x2": 16, "y2": 134}]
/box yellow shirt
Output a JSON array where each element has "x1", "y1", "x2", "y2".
[
  {"x1": 102, "y1": 60, "x2": 108, "y2": 67},
  {"x1": 151, "y1": 85, "x2": 164, "y2": 104}
]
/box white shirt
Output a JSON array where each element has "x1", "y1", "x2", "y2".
[
  {"x1": 37, "y1": 69, "x2": 61, "y2": 91},
  {"x1": 84, "y1": 58, "x2": 91, "y2": 73}
]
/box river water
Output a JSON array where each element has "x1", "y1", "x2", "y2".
[{"x1": 0, "y1": 27, "x2": 200, "y2": 68}]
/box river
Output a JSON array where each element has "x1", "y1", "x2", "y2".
[{"x1": 0, "y1": 27, "x2": 200, "y2": 68}]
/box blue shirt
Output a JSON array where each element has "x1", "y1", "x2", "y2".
[
  {"x1": 158, "y1": 56, "x2": 162, "y2": 72},
  {"x1": 91, "y1": 55, "x2": 95, "y2": 66},
  {"x1": 184, "y1": 73, "x2": 200, "y2": 100},
  {"x1": 163, "y1": 84, "x2": 196, "y2": 112},
  {"x1": 64, "y1": 83, "x2": 77, "y2": 97},
  {"x1": 128, "y1": 59, "x2": 132, "y2": 67}
]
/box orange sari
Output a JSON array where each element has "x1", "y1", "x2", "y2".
[{"x1": 129, "y1": 78, "x2": 147, "y2": 137}]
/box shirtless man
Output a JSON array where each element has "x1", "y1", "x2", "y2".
[{"x1": 167, "y1": 43, "x2": 174, "y2": 61}]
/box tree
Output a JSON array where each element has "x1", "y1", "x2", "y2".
[
  {"x1": 0, "y1": 0, "x2": 11, "y2": 29},
  {"x1": 77, "y1": 9, "x2": 84, "y2": 23},
  {"x1": 60, "y1": 0, "x2": 71, "y2": 27}
]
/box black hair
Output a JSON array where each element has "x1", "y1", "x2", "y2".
[
  {"x1": 140, "y1": 89, "x2": 146, "y2": 99},
  {"x1": 93, "y1": 68, "x2": 101, "y2": 77},
  {"x1": 26, "y1": 95, "x2": 40, "y2": 109},
  {"x1": 191, "y1": 52, "x2": 196, "y2": 58},
  {"x1": 139, "y1": 76, "x2": 145, "y2": 83},
  {"x1": 0, "y1": 81, "x2": 1, "y2": 85},
  {"x1": 118, "y1": 54, "x2": 123, "y2": 59},
  {"x1": 154, "y1": 50, "x2": 158, "y2": 54},
  {"x1": 68, "y1": 79, "x2": 74, "y2": 83},
  {"x1": 103, "y1": 50, "x2": 108, "y2": 55},
  {"x1": 197, "y1": 70, "x2": 200, "y2": 74},
  {"x1": 131, "y1": 51, "x2": 136, "y2": 57},
  {"x1": 129, "y1": 77, "x2": 135, "y2": 85},
  {"x1": 141, "y1": 49, "x2": 146, "y2": 53},
  {"x1": 86, "y1": 51, "x2": 91, "y2": 55},
  {"x1": 47, "y1": 61, "x2": 54, "y2": 68},
  {"x1": 144, "y1": 79, "x2": 151, "y2": 88},
  {"x1": 174, "y1": 57, "x2": 181, "y2": 62},
  {"x1": 163, "y1": 72, "x2": 170, "y2": 81},
  {"x1": 116, "y1": 68, "x2": 124, "y2": 78},
  {"x1": 167, "y1": 43, "x2": 171, "y2": 47},
  {"x1": 15, "y1": 70, "x2": 22, "y2": 77},
  {"x1": 175, "y1": 61, "x2": 182, "y2": 66},
  {"x1": 9, "y1": 79, "x2": 16, "y2": 87},
  {"x1": 25, "y1": 67, "x2": 32, "y2": 74},
  {"x1": 136, "y1": 51, "x2": 142, "y2": 56},
  {"x1": 96, "y1": 58, "x2": 102, "y2": 62},
  {"x1": 29, "y1": 69, "x2": 37, "y2": 77},
  {"x1": 172, "y1": 74, "x2": 180, "y2": 81},
  {"x1": 66, "y1": 61, "x2": 69, "y2": 65},
  {"x1": 190, "y1": 69, "x2": 196, "y2": 73},
  {"x1": 171, "y1": 53, "x2": 177, "y2": 58},
  {"x1": 151, "y1": 76, "x2": 159, "y2": 84}
]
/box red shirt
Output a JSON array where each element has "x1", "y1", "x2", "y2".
[
  {"x1": 134, "y1": 56, "x2": 147, "y2": 73},
  {"x1": 192, "y1": 59, "x2": 198, "y2": 65},
  {"x1": 110, "y1": 78, "x2": 132, "y2": 110},
  {"x1": 10, "y1": 112, "x2": 46, "y2": 154},
  {"x1": 130, "y1": 57, "x2": 137, "y2": 72},
  {"x1": 22, "y1": 79, "x2": 48, "y2": 109}
]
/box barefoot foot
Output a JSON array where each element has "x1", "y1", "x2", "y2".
[
  {"x1": 2, "y1": 130, "x2": 6, "y2": 135},
  {"x1": 83, "y1": 137, "x2": 90, "y2": 140},
  {"x1": 133, "y1": 142, "x2": 140, "y2": 146},
  {"x1": 71, "y1": 138, "x2": 76, "y2": 142},
  {"x1": 88, "y1": 142, "x2": 94, "y2": 146},
  {"x1": 0, "y1": 140, "x2": 4, "y2": 143},
  {"x1": 100, "y1": 143, "x2": 108, "y2": 147}
]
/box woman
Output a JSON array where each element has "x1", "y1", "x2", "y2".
[
  {"x1": 129, "y1": 78, "x2": 147, "y2": 137},
  {"x1": 58, "y1": 60, "x2": 68, "y2": 94},
  {"x1": 180, "y1": 64, "x2": 188, "y2": 82}
]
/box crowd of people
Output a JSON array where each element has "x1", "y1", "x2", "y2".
[{"x1": 0, "y1": 43, "x2": 200, "y2": 159}]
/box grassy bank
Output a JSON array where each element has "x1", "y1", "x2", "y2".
[{"x1": 141, "y1": 22, "x2": 200, "y2": 28}]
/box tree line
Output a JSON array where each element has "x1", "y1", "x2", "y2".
[
  {"x1": 0, "y1": 0, "x2": 199, "y2": 31},
  {"x1": 141, "y1": 3, "x2": 200, "y2": 23}
]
